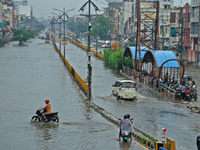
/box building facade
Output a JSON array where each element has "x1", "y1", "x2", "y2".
[{"x1": 190, "y1": 0, "x2": 200, "y2": 62}]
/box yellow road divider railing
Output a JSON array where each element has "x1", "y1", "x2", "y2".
[
  {"x1": 67, "y1": 37, "x2": 104, "y2": 58},
  {"x1": 156, "y1": 138, "x2": 176, "y2": 150},
  {"x1": 52, "y1": 40, "x2": 88, "y2": 95}
]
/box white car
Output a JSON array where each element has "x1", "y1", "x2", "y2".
[
  {"x1": 101, "y1": 43, "x2": 110, "y2": 48},
  {"x1": 112, "y1": 80, "x2": 137, "y2": 100}
]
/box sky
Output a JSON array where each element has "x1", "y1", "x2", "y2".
[{"x1": 27, "y1": 0, "x2": 191, "y2": 18}]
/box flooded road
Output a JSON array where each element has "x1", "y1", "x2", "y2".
[
  {"x1": 62, "y1": 40, "x2": 200, "y2": 150},
  {"x1": 0, "y1": 39, "x2": 146, "y2": 150}
]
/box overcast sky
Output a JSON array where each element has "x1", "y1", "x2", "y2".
[{"x1": 27, "y1": 0, "x2": 191, "y2": 18}]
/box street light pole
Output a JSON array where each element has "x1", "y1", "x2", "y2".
[
  {"x1": 51, "y1": 12, "x2": 62, "y2": 51},
  {"x1": 63, "y1": 8, "x2": 66, "y2": 58},
  {"x1": 79, "y1": 0, "x2": 100, "y2": 100},
  {"x1": 53, "y1": 8, "x2": 74, "y2": 58},
  {"x1": 59, "y1": 13, "x2": 61, "y2": 51},
  {"x1": 87, "y1": 0, "x2": 92, "y2": 101},
  {"x1": 96, "y1": 12, "x2": 98, "y2": 56}
]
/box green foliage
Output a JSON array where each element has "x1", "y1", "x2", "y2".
[
  {"x1": 128, "y1": 42, "x2": 136, "y2": 46},
  {"x1": 67, "y1": 22, "x2": 88, "y2": 33},
  {"x1": 124, "y1": 57, "x2": 133, "y2": 68},
  {"x1": 103, "y1": 48, "x2": 124, "y2": 70},
  {"x1": 91, "y1": 15, "x2": 111, "y2": 40},
  {"x1": 12, "y1": 29, "x2": 38, "y2": 45}
]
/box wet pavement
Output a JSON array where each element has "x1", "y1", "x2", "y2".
[
  {"x1": 0, "y1": 38, "x2": 146, "y2": 150},
  {"x1": 61, "y1": 39, "x2": 200, "y2": 150}
]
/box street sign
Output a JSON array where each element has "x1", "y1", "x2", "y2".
[{"x1": 62, "y1": 41, "x2": 68, "y2": 45}]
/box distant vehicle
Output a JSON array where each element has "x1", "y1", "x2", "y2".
[
  {"x1": 98, "y1": 40, "x2": 105, "y2": 44},
  {"x1": 101, "y1": 43, "x2": 110, "y2": 48},
  {"x1": 45, "y1": 34, "x2": 50, "y2": 43},
  {"x1": 112, "y1": 80, "x2": 137, "y2": 100},
  {"x1": 105, "y1": 40, "x2": 109, "y2": 44}
]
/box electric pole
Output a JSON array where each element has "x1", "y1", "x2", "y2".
[{"x1": 79, "y1": 0, "x2": 100, "y2": 100}]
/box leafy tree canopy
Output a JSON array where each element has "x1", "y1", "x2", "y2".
[
  {"x1": 91, "y1": 15, "x2": 111, "y2": 40},
  {"x1": 12, "y1": 29, "x2": 37, "y2": 45}
]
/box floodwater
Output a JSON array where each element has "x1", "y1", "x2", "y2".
[
  {"x1": 0, "y1": 38, "x2": 146, "y2": 150},
  {"x1": 60, "y1": 39, "x2": 200, "y2": 150}
]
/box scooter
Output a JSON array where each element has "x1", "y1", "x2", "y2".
[
  {"x1": 122, "y1": 131, "x2": 131, "y2": 142},
  {"x1": 31, "y1": 109, "x2": 59, "y2": 123}
]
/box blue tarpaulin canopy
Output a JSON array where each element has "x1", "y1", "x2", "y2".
[
  {"x1": 152, "y1": 50, "x2": 179, "y2": 68},
  {"x1": 125, "y1": 46, "x2": 148, "y2": 59},
  {"x1": 123, "y1": 47, "x2": 179, "y2": 68}
]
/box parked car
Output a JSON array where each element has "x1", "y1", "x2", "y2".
[{"x1": 112, "y1": 80, "x2": 137, "y2": 100}]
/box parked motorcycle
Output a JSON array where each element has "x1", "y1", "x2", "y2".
[
  {"x1": 31, "y1": 109, "x2": 59, "y2": 123},
  {"x1": 185, "y1": 89, "x2": 191, "y2": 101},
  {"x1": 189, "y1": 85, "x2": 197, "y2": 101},
  {"x1": 174, "y1": 87, "x2": 182, "y2": 100}
]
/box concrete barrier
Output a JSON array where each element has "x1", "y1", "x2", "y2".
[
  {"x1": 52, "y1": 40, "x2": 88, "y2": 95},
  {"x1": 67, "y1": 37, "x2": 104, "y2": 58}
]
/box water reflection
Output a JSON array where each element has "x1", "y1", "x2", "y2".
[
  {"x1": 31, "y1": 122, "x2": 59, "y2": 141},
  {"x1": 119, "y1": 141, "x2": 132, "y2": 150}
]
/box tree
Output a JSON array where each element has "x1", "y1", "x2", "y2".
[
  {"x1": 91, "y1": 15, "x2": 111, "y2": 40},
  {"x1": 67, "y1": 22, "x2": 88, "y2": 34},
  {"x1": 12, "y1": 29, "x2": 36, "y2": 46}
]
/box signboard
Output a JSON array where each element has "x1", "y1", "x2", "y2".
[
  {"x1": 62, "y1": 41, "x2": 68, "y2": 45},
  {"x1": 19, "y1": 23, "x2": 26, "y2": 28},
  {"x1": 0, "y1": 22, "x2": 5, "y2": 27},
  {"x1": 111, "y1": 32, "x2": 117, "y2": 39}
]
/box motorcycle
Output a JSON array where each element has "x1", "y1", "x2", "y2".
[
  {"x1": 121, "y1": 131, "x2": 131, "y2": 142},
  {"x1": 175, "y1": 87, "x2": 182, "y2": 100},
  {"x1": 185, "y1": 89, "x2": 191, "y2": 101},
  {"x1": 31, "y1": 109, "x2": 59, "y2": 123},
  {"x1": 190, "y1": 85, "x2": 197, "y2": 101}
]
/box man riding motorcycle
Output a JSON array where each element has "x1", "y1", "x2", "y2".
[
  {"x1": 40, "y1": 99, "x2": 52, "y2": 121},
  {"x1": 118, "y1": 114, "x2": 134, "y2": 141}
]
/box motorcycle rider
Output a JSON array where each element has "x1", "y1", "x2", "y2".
[
  {"x1": 118, "y1": 114, "x2": 134, "y2": 141},
  {"x1": 40, "y1": 100, "x2": 52, "y2": 121}
]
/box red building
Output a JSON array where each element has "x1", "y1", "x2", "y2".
[{"x1": 182, "y1": 3, "x2": 194, "y2": 62}]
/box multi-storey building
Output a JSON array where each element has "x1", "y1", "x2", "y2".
[
  {"x1": 182, "y1": 3, "x2": 193, "y2": 62},
  {"x1": 104, "y1": 2, "x2": 122, "y2": 38},
  {"x1": 190, "y1": 0, "x2": 200, "y2": 62},
  {"x1": 169, "y1": 9, "x2": 179, "y2": 49},
  {"x1": 159, "y1": 0, "x2": 174, "y2": 49}
]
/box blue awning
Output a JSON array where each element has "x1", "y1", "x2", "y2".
[
  {"x1": 152, "y1": 50, "x2": 179, "y2": 67},
  {"x1": 128, "y1": 46, "x2": 148, "y2": 59}
]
